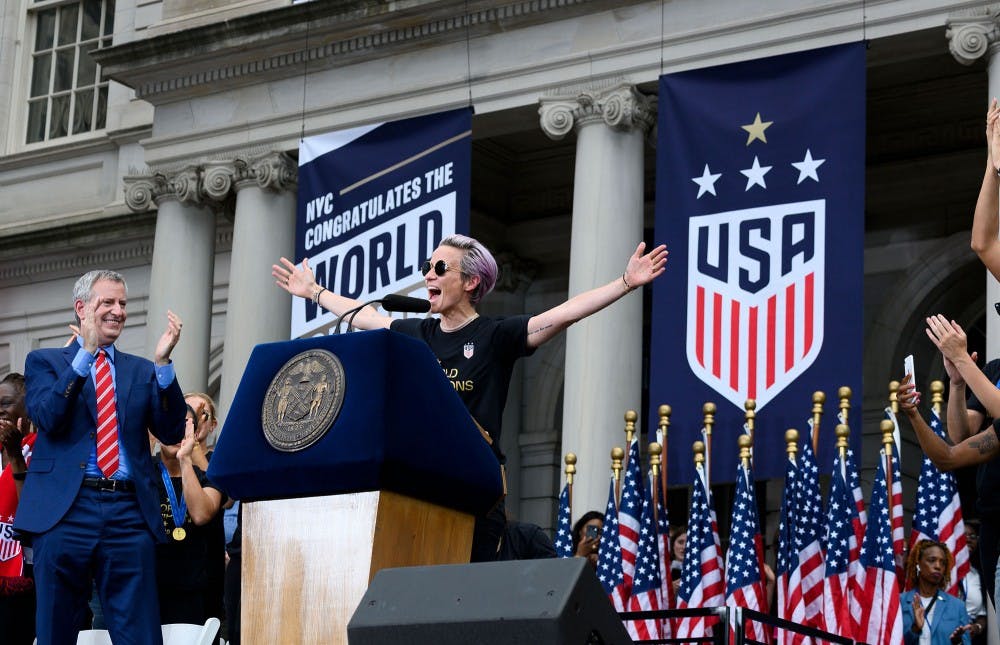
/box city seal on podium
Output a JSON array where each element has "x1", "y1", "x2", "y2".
[{"x1": 261, "y1": 349, "x2": 346, "y2": 452}]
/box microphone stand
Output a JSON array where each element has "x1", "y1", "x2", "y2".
[{"x1": 333, "y1": 299, "x2": 383, "y2": 334}]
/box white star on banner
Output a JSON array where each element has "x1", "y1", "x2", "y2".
[
  {"x1": 740, "y1": 156, "x2": 772, "y2": 190},
  {"x1": 691, "y1": 164, "x2": 722, "y2": 198},
  {"x1": 791, "y1": 149, "x2": 826, "y2": 184}
]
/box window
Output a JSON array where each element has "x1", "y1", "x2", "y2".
[{"x1": 26, "y1": 0, "x2": 115, "y2": 144}]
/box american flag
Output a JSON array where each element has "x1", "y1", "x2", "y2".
[
  {"x1": 653, "y1": 471, "x2": 674, "y2": 637},
  {"x1": 842, "y1": 445, "x2": 867, "y2": 635},
  {"x1": 596, "y1": 478, "x2": 627, "y2": 611},
  {"x1": 884, "y1": 409, "x2": 905, "y2": 573},
  {"x1": 821, "y1": 450, "x2": 860, "y2": 639},
  {"x1": 856, "y1": 449, "x2": 903, "y2": 645},
  {"x1": 725, "y1": 460, "x2": 769, "y2": 642},
  {"x1": 776, "y1": 450, "x2": 797, "y2": 642},
  {"x1": 909, "y1": 408, "x2": 968, "y2": 596},
  {"x1": 786, "y1": 440, "x2": 826, "y2": 639},
  {"x1": 619, "y1": 438, "x2": 644, "y2": 597},
  {"x1": 554, "y1": 482, "x2": 574, "y2": 558},
  {"x1": 625, "y1": 479, "x2": 663, "y2": 641},
  {"x1": 675, "y1": 462, "x2": 725, "y2": 639}
]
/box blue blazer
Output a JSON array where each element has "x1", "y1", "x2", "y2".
[
  {"x1": 15, "y1": 345, "x2": 186, "y2": 540},
  {"x1": 901, "y1": 588, "x2": 971, "y2": 645}
]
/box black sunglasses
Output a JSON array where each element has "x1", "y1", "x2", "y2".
[
  {"x1": 420, "y1": 259, "x2": 462, "y2": 277},
  {"x1": 995, "y1": 302, "x2": 1000, "y2": 317}
]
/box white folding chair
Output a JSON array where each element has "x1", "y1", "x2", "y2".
[
  {"x1": 75, "y1": 630, "x2": 113, "y2": 645},
  {"x1": 161, "y1": 617, "x2": 220, "y2": 645}
]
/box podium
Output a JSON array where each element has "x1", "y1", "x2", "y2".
[{"x1": 208, "y1": 330, "x2": 503, "y2": 644}]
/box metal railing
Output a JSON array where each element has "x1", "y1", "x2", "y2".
[{"x1": 617, "y1": 607, "x2": 855, "y2": 644}]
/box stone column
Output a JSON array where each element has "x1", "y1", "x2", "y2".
[
  {"x1": 125, "y1": 168, "x2": 217, "y2": 394},
  {"x1": 539, "y1": 82, "x2": 656, "y2": 515},
  {"x1": 948, "y1": 13, "x2": 1000, "y2": 359},
  {"x1": 218, "y1": 152, "x2": 297, "y2": 422}
]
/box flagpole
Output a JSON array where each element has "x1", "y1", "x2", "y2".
[
  {"x1": 702, "y1": 402, "x2": 715, "y2": 486},
  {"x1": 811, "y1": 391, "x2": 825, "y2": 455},
  {"x1": 564, "y1": 452, "x2": 576, "y2": 516},
  {"x1": 930, "y1": 380, "x2": 944, "y2": 416},
  {"x1": 649, "y1": 442, "x2": 662, "y2": 525},
  {"x1": 835, "y1": 423, "x2": 849, "y2": 480},
  {"x1": 838, "y1": 386, "x2": 851, "y2": 426},
  {"x1": 744, "y1": 399, "x2": 756, "y2": 466},
  {"x1": 880, "y1": 418, "x2": 897, "y2": 549},
  {"x1": 657, "y1": 404, "x2": 670, "y2": 514},
  {"x1": 612, "y1": 446, "x2": 625, "y2": 508},
  {"x1": 624, "y1": 409, "x2": 637, "y2": 472}
]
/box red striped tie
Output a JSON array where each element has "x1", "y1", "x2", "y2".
[{"x1": 94, "y1": 349, "x2": 120, "y2": 477}]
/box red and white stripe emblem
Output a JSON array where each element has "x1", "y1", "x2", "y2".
[{"x1": 686, "y1": 200, "x2": 825, "y2": 411}]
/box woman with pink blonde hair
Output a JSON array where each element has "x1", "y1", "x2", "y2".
[{"x1": 273, "y1": 234, "x2": 668, "y2": 560}]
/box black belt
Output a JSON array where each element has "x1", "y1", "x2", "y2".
[{"x1": 81, "y1": 477, "x2": 135, "y2": 493}]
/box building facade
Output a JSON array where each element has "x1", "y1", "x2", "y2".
[{"x1": 1, "y1": 0, "x2": 998, "y2": 528}]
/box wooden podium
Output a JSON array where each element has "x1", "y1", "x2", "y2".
[{"x1": 208, "y1": 331, "x2": 503, "y2": 645}]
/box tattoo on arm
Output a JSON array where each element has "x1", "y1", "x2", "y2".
[
  {"x1": 528, "y1": 323, "x2": 553, "y2": 336},
  {"x1": 970, "y1": 431, "x2": 999, "y2": 455}
]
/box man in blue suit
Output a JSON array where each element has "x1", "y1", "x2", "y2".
[{"x1": 16, "y1": 269, "x2": 186, "y2": 645}]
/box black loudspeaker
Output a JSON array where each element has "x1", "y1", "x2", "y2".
[{"x1": 347, "y1": 557, "x2": 632, "y2": 644}]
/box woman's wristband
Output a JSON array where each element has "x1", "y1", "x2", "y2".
[
  {"x1": 312, "y1": 286, "x2": 327, "y2": 305},
  {"x1": 622, "y1": 273, "x2": 634, "y2": 292}
]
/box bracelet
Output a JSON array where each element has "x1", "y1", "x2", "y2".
[
  {"x1": 312, "y1": 286, "x2": 327, "y2": 304},
  {"x1": 622, "y1": 273, "x2": 634, "y2": 292}
]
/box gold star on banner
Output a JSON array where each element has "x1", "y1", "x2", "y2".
[{"x1": 741, "y1": 112, "x2": 773, "y2": 146}]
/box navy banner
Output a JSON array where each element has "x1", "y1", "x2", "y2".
[
  {"x1": 651, "y1": 44, "x2": 865, "y2": 484},
  {"x1": 292, "y1": 108, "x2": 472, "y2": 337}
]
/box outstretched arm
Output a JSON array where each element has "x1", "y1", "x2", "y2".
[
  {"x1": 272, "y1": 257, "x2": 393, "y2": 331},
  {"x1": 525, "y1": 243, "x2": 668, "y2": 348},
  {"x1": 899, "y1": 376, "x2": 1000, "y2": 470},
  {"x1": 971, "y1": 98, "x2": 1000, "y2": 279}
]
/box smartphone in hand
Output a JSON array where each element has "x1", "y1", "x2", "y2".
[{"x1": 904, "y1": 354, "x2": 915, "y2": 385}]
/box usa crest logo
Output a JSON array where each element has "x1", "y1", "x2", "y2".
[
  {"x1": 686, "y1": 199, "x2": 825, "y2": 411},
  {"x1": 463, "y1": 342, "x2": 474, "y2": 359},
  {"x1": 0, "y1": 518, "x2": 20, "y2": 562}
]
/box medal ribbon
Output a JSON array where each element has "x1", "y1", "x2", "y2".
[{"x1": 158, "y1": 461, "x2": 187, "y2": 530}]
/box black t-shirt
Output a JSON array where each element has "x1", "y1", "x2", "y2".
[
  {"x1": 962, "y1": 358, "x2": 1000, "y2": 512},
  {"x1": 390, "y1": 315, "x2": 535, "y2": 455},
  {"x1": 154, "y1": 460, "x2": 228, "y2": 592}
]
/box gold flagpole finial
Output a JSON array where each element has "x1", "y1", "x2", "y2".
[
  {"x1": 657, "y1": 404, "x2": 671, "y2": 517},
  {"x1": 880, "y1": 419, "x2": 895, "y2": 452},
  {"x1": 835, "y1": 424, "x2": 849, "y2": 459},
  {"x1": 703, "y1": 402, "x2": 716, "y2": 438},
  {"x1": 930, "y1": 380, "x2": 944, "y2": 416},
  {"x1": 889, "y1": 380, "x2": 900, "y2": 414},
  {"x1": 785, "y1": 429, "x2": 799, "y2": 461},
  {"x1": 612, "y1": 446, "x2": 625, "y2": 504},
  {"x1": 649, "y1": 442, "x2": 662, "y2": 478},
  {"x1": 744, "y1": 399, "x2": 756, "y2": 432},
  {"x1": 624, "y1": 410, "x2": 637, "y2": 447},
  {"x1": 659, "y1": 405, "x2": 672, "y2": 435},
  {"x1": 564, "y1": 452, "x2": 577, "y2": 486},
  {"x1": 693, "y1": 440, "x2": 706, "y2": 465},
  {"x1": 811, "y1": 391, "x2": 825, "y2": 454},
  {"x1": 738, "y1": 433, "x2": 752, "y2": 468},
  {"x1": 838, "y1": 386, "x2": 852, "y2": 426}
]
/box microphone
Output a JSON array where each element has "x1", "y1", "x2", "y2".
[
  {"x1": 333, "y1": 295, "x2": 431, "y2": 333},
  {"x1": 381, "y1": 294, "x2": 431, "y2": 313}
]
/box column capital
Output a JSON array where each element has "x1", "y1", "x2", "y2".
[
  {"x1": 234, "y1": 151, "x2": 298, "y2": 193},
  {"x1": 946, "y1": 9, "x2": 1000, "y2": 66},
  {"x1": 538, "y1": 81, "x2": 656, "y2": 141},
  {"x1": 123, "y1": 165, "x2": 205, "y2": 212}
]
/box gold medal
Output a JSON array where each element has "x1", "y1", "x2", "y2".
[{"x1": 172, "y1": 527, "x2": 187, "y2": 541}]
